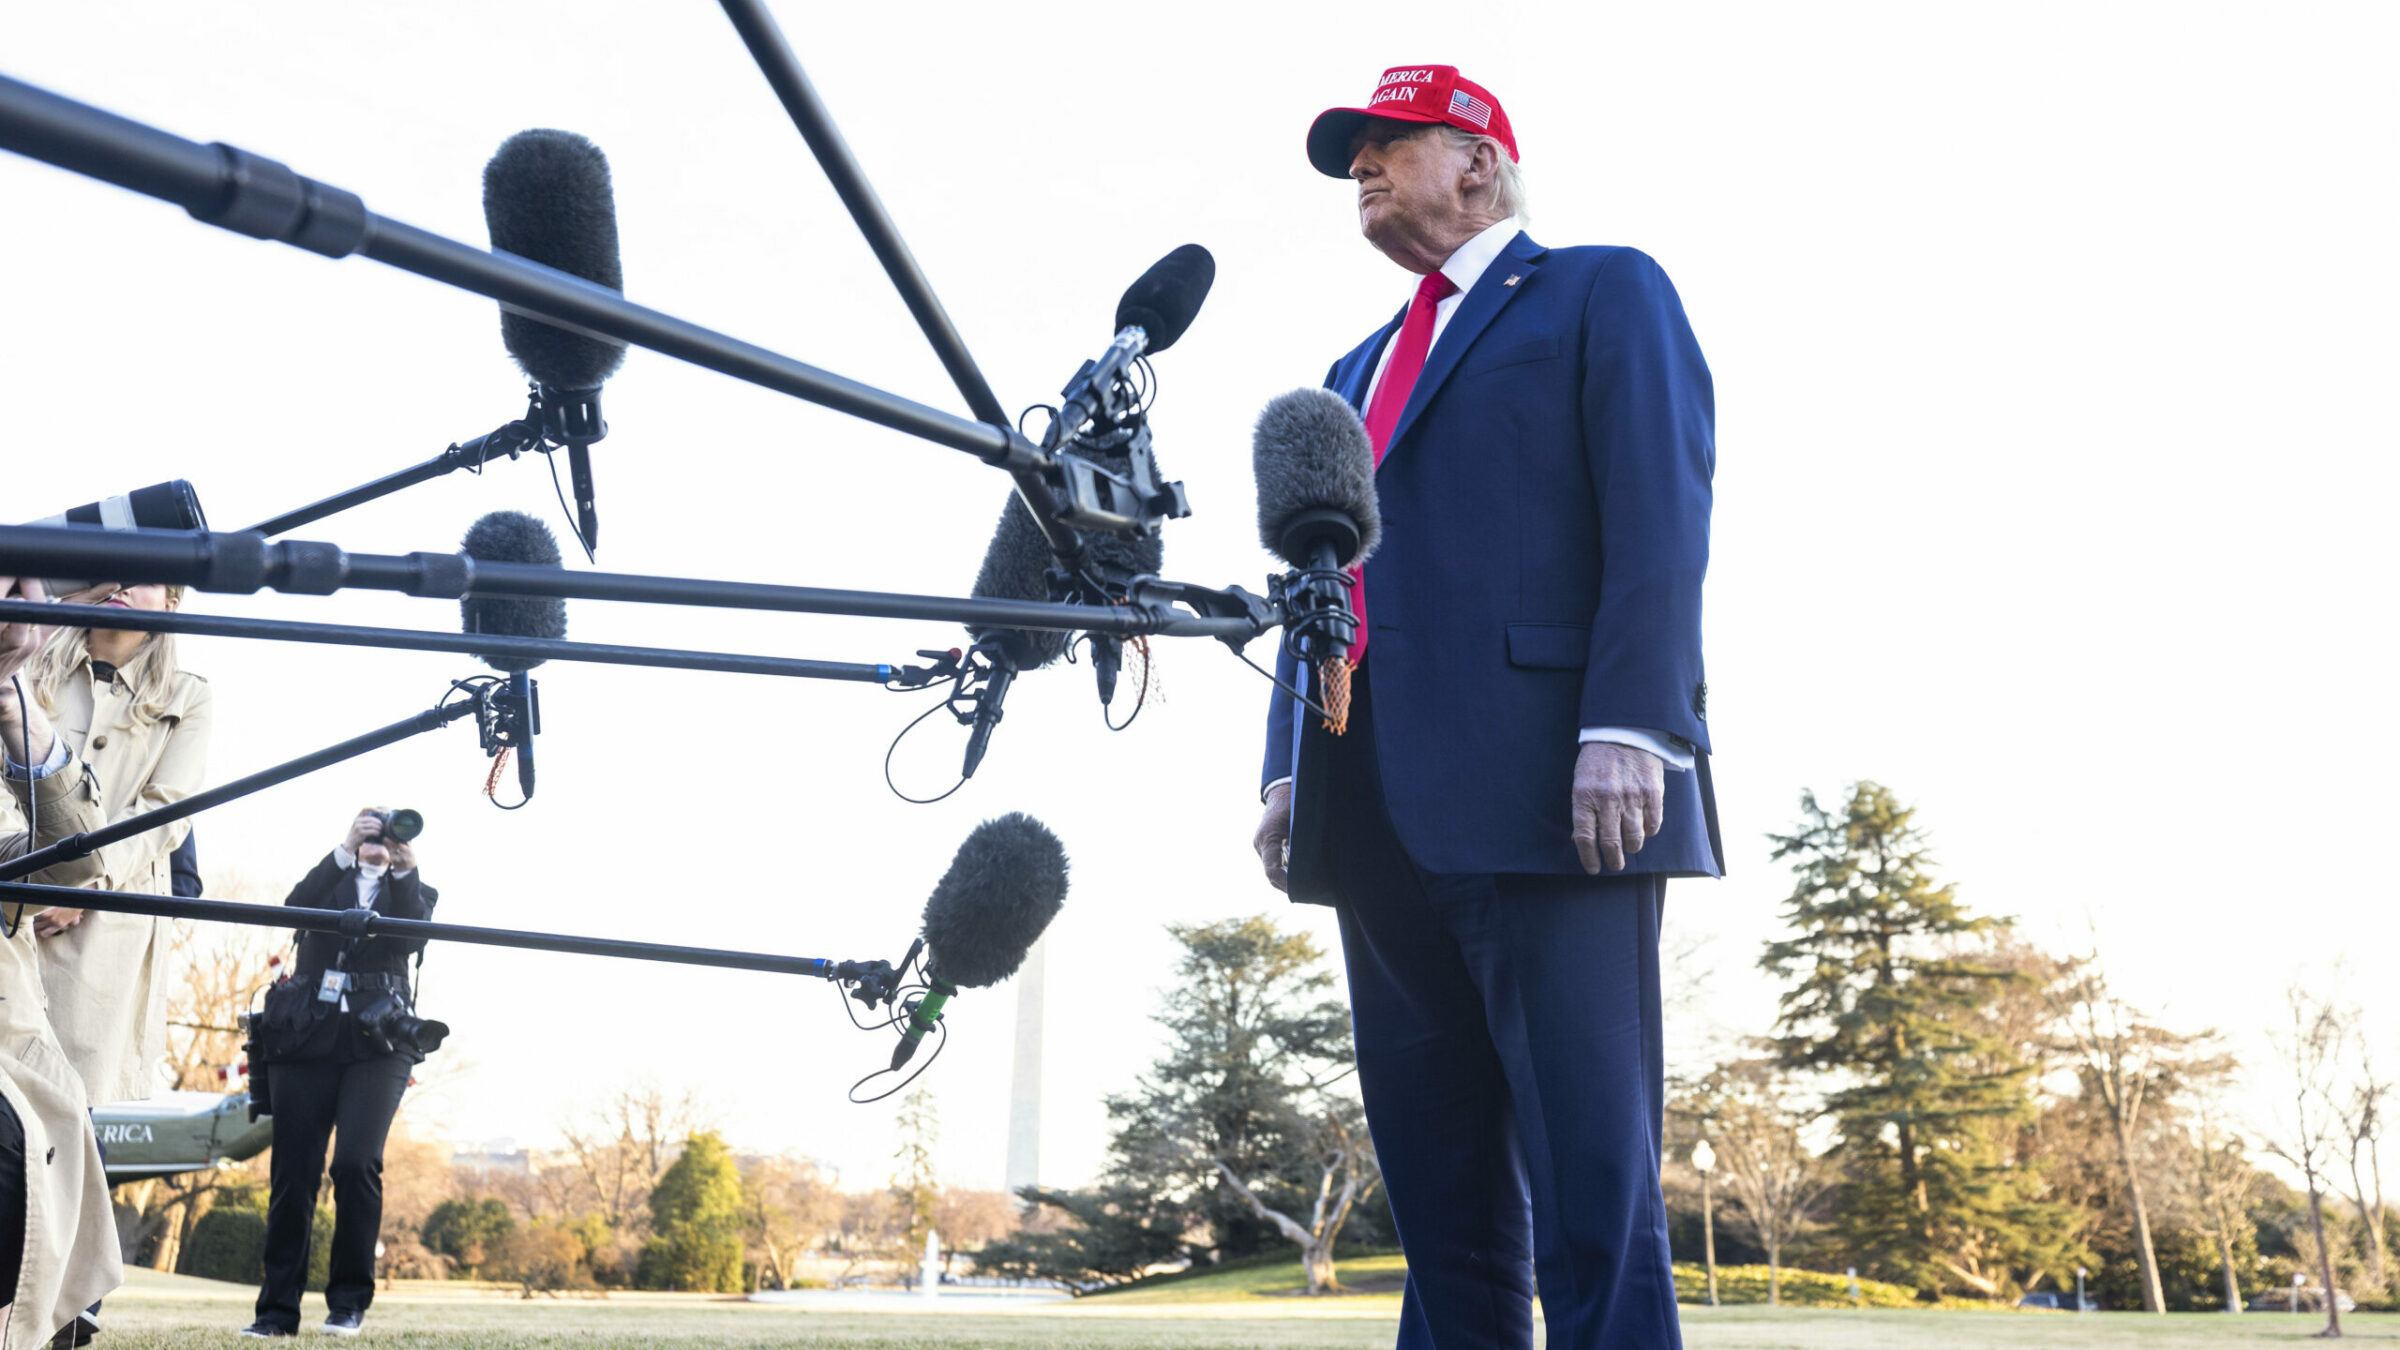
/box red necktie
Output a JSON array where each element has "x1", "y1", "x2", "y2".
[{"x1": 1348, "y1": 271, "x2": 1458, "y2": 663}]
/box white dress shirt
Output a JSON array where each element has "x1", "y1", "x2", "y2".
[
  {"x1": 326, "y1": 843, "x2": 413, "y2": 1010},
  {"x1": 1263, "y1": 219, "x2": 1694, "y2": 801}
]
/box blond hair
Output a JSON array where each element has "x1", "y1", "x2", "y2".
[{"x1": 29, "y1": 586, "x2": 189, "y2": 724}]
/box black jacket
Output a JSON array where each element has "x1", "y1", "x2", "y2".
[{"x1": 283, "y1": 851, "x2": 438, "y2": 986}]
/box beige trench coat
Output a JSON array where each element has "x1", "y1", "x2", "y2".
[
  {"x1": 0, "y1": 762, "x2": 126, "y2": 1350},
  {"x1": 33, "y1": 666, "x2": 212, "y2": 1105}
]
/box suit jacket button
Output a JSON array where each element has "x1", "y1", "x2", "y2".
[
  {"x1": 1693, "y1": 681, "x2": 1707, "y2": 721},
  {"x1": 92, "y1": 734, "x2": 108, "y2": 749}
]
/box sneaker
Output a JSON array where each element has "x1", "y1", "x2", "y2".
[
  {"x1": 236, "y1": 1324, "x2": 294, "y2": 1339},
  {"x1": 317, "y1": 1312, "x2": 364, "y2": 1337}
]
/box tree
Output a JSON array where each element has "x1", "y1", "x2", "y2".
[
  {"x1": 422, "y1": 1196, "x2": 515, "y2": 1277},
  {"x1": 1106, "y1": 916, "x2": 1367, "y2": 1291},
  {"x1": 2332, "y1": 1037, "x2": 2390, "y2": 1298},
  {"x1": 931, "y1": 1189, "x2": 1022, "y2": 1274},
  {"x1": 1207, "y1": 1097, "x2": 1381, "y2": 1294},
  {"x1": 489, "y1": 1222, "x2": 597, "y2": 1296},
  {"x1": 972, "y1": 1182, "x2": 1190, "y2": 1289},
  {"x1": 2190, "y1": 1103, "x2": 2265, "y2": 1313},
  {"x1": 891, "y1": 1088, "x2": 941, "y2": 1270},
  {"x1": 1760, "y1": 783, "x2": 2067, "y2": 1298},
  {"x1": 2044, "y1": 954, "x2": 2223, "y2": 1313},
  {"x1": 637, "y1": 1131, "x2": 744, "y2": 1292},
  {"x1": 2263, "y1": 986, "x2": 2351, "y2": 1337},
  {"x1": 1697, "y1": 1059, "x2": 1834, "y2": 1305},
  {"x1": 740, "y1": 1154, "x2": 841, "y2": 1291},
  {"x1": 557, "y1": 1083, "x2": 709, "y2": 1231}
]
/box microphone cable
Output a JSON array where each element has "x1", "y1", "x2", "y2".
[{"x1": 841, "y1": 941, "x2": 949, "y2": 1104}]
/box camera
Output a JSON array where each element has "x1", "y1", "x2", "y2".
[
  {"x1": 238, "y1": 1009, "x2": 271, "y2": 1121},
  {"x1": 362, "y1": 808, "x2": 424, "y2": 844},
  {"x1": 351, "y1": 989, "x2": 449, "y2": 1057}
]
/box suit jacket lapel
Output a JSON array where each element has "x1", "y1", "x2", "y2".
[
  {"x1": 1384, "y1": 230, "x2": 1545, "y2": 459},
  {"x1": 1339, "y1": 310, "x2": 1405, "y2": 412}
]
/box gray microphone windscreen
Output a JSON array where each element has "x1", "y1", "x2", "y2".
[
  {"x1": 920, "y1": 813, "x2": 1069, "y2": 989},
  {"x1": 1253, "y1": 388, "x2": 1380, "y2": 568},
  {"x1": 483, "y1": 129, "x2": 628, "y2": 391},
  {"x1": 460, "y1": 510, "x2": 568, "y2": 672},
  {"x1": 967, "y1": 447, "x2": 1164, "y2": 669}
]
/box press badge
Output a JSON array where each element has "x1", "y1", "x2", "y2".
[{"x1": 317, "y1": 970, "x2": 350, "y2": 1003}]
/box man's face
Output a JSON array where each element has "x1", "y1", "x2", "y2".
[
  {"x1": 357, "y1": 836, "x2": 390, "y2": 870},
  {"x1": 1348, "y1": 120, "x2": 1473, "y2": 258}
]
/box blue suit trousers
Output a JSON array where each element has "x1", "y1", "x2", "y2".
[{"x1": 1325, "y1": 668, "x2": 1682, "y2": 1350}]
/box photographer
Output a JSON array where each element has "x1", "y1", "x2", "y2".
[{"x1": 241, "y1": 808, "x2": 444, "y2": 1340}]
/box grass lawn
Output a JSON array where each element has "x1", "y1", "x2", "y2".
[{"x1": 96, "y1": 1265, "x2": 2400, "y2": 1348}]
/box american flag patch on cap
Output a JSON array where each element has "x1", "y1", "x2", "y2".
[{"x1": 1449, "y1": 88, "x2": 1493, "y2": 129}]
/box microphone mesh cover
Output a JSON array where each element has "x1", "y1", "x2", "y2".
[
  {"x1": 460, "y1": 510, "x2": 568, "y2": 672},
  {"x1": 967, "y1": 446, "x2": 1165, "y2": 670},
  {"x1": 1113, "y1": 244, "x2": 1216, "y2": 355},
  {"x1": 483, "y1": 129, "x2": 628, "y2": 391},
  {"x1": 920, "y1": 813, "x2": 1069, "y2": 989},
  {"x1": 1253, "y1": 388, "x2": 1381, "y2": 567}
]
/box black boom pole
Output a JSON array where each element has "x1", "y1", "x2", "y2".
[
  {"x1": 0, "y1": 880, "x2": 868, "y2": 981},
  {"x1": 0, "y1": 597, "x2": 912, "y2": 686},
  {"x1": 0, "y1": 525, "x2": 1267, "y2": 642},
  {"x1": 0, "y1": 71, "x2": 1050, "y2": 475}
]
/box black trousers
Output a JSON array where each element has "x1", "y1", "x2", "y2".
[
  {"x1": 254, "y1": 1023, "x2": 411, "y2": 1331},
  {"x1": 1316, "y1": 667, "x2": 1681, "y2": 1350}
]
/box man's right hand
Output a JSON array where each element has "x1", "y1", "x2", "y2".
[
  {"x1": 1253, "y1": 783, "x2": 1293, "y2": 893},
  {"x1": 342, "y1": 808, "x2": 387, "y2": 853}
]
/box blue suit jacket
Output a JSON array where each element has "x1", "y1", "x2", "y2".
[{"x1": 1263, "y1": 231, "x2": 1723, "y2": 885}]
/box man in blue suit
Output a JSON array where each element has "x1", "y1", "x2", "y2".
[{"x1": 1251, "y1": 65, "x2": 1721, "y2": 1350}]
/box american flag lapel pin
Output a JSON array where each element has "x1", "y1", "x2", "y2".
[{"x1": 1502, "y1": 273, "x2": 1521, "y2": 287}]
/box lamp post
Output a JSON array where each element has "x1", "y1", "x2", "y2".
[
  {"x1": 1691, "y1": 1139, "x2": 1719, "y2": 1308},
  {"x1": 2293, "y1": 1271, "x2": 2306, "y2": 1316},
  {"x1": 2076, "y1": 1265, "x2": 2089, "y2": 1314}
]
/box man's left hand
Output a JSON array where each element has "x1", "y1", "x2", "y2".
[
  {"x1": 385, "y1": 837, "x2": 416, "y2": 873},
  {"x1": 1571, "y1": 742, "x2": 1664, "y2": 874}
]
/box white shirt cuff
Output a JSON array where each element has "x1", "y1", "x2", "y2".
[
  {"x1": 3, "y1": 733, "x2": 71, "y2": 781},
  {"x1": 333, "y1": 843, "x2": 357, "y2": 870},
  {"x1": 1261, "y1": 777, "x2": 1292, "y2": 805},
  {"x1": 1579, "y1": 726, "x2": 1695, "y2": 772}
]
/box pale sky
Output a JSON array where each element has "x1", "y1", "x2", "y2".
[{"x1": 2, "y1": 2, "x2": 2393, "y2": 1194}]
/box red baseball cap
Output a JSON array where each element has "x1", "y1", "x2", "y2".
[{"x1": 1307, "y1": 65, "x2": 1518, "y2": 179}]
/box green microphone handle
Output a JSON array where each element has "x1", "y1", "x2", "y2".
[{"x1": 890, "y1": 975, "x2": 957, "y2": 1070}]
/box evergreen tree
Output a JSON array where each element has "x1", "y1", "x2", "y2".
[
  {"x1": 1109, "y1": 917, "x2": 1358, "y2": 1260},
  {"x1": 891, "y1": 1088, "x2": 941, "y2": 1267},
  {"x1": 1760, "y1": 782, "x2": 2066, "y2": 1298},
  {"x1": 636, "y1": 1132, "x2": 744, "y2": 1291},
  {"x1": 421, "y1": 1196, "x2": 515, "y2": 1278}
]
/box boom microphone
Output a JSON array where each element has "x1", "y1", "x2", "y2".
[
  {"x1": 1253, "y1": 389, "x2": 1380, "y2": 730},
  {"x1": 892, "y1": 813, "x2": 1070, "y2": 1070},
  {"x1": 484, "y1": 130, "x2": 626, "y2": 390},
  {"x1": 1254, "y1": 387, "x2": 1380, "y2": 570},
  {"x1": 1112, "y1": 243, "x2": 1216, "y2": 356},
  {"x1": 459, "y1": 511, "x2": 568, "y2": 671},
  {"x1": 460, "y1": 511, "x2": 565, "y2": 799},
  {"x1": 483, "y1": 129, "x2": 626, "y2": 550}
]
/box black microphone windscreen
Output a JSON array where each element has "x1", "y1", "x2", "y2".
[
  {"x1": 921, "y1": 813, "x2": 1069, "y2": 989},
  {"x1": 967, "y1": 450, "x2": 1164, "y2": 670},
  {"x1": 1254, "y1": 388, "x2": 1381, "y2": 568},
  {"x1": 460, "y1": 510, "x2": 568, "y2": 672},
  {"x1": 1113, "y1": 244, "x2": 1215, "y2": 355},
  {"x1": 483, "y1": 129, "x2": 628, "y2": 391}
]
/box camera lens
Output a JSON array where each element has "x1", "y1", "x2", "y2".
[{"x1": 384, "y1": 809, "x2": 425, "y2": 843}]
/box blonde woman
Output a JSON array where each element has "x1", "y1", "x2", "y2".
[
  {"x1": 21, "y1": 582, "x2": 213, "y2": 1108},
  {"x1": 1, "y1": 576, "x2": 125, "y2": 1350}
]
